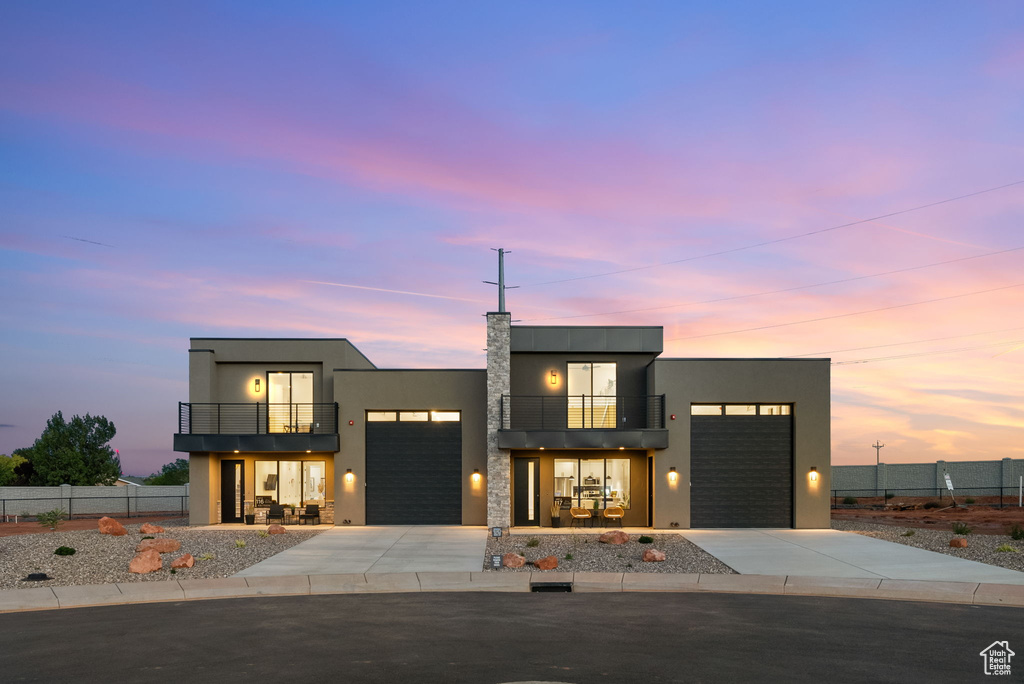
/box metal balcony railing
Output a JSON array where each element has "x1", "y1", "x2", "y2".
[
  {"x1": 500, "y1": 395, "x2": 665, "y2": 431},
  {"x1": 178, "y1": 403, "x2": 339, "y2": 435}
]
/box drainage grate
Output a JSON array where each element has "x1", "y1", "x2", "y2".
[{"x1": 530, "y1": 582, "x2": 573, "y2": 593}]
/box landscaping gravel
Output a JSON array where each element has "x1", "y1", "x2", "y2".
[
  {"x1": 831, "y1": 519, "x2": 1024, "y2": 573},
  {"x1": 484, "y1": 532, "x2": 736, "y2": 574},
  {"x1": 0, "y1": 519, "x2": 322, "y2": 590}
]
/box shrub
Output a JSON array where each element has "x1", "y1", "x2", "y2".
[
  {"x1": 923, "y1": 501, "x2": 941, "y2": 509},
  {"x1": 965, "y1": 498, "x2": 975, "y2": 504},
  {"x1": 564, "y1": 553, "x2": 573, "y2": 561},
  {"x1": 234, "y1": 539, "x2": 247, "y2": 548},
  {"x1": 170, "y1": 568, "x2": 177, "y2": 574},
  {"x1": 36, "y1": 508, "x2": 65, "y2": 531},
  {"x1": 526, "y1": 538, "x2": 540, "y2": 548},
  {"x1": 885, "y1": 492, "x2": 895, "y2": 500},
  {"x1": 638, "y1": 535, "x2": 654, "y2": 544},
  {"x1": 996, "y1": 544, "x2": 1017, "y2": 553},
  {"x1": 842, "y1": 496, "x2": 857, "y2": 505},
  {"x1": 141, "y1": 536, "x2": 155, "y2": 540},
  {"x1": 1009, "y1": 524, "x2": 1024, "y2": 541},
  {"x1": 901, "y1": 530, "x2": 916, "y2": 537},
  {"x1": 53, "y1": 546, "x2": 76, "y2": 556},
  {"x1": 952, "y1": 522, "x2": 972, "y2": 535},
  {"x1": 198, "y1": 552, "x2": 216, "y2": 561},
  {"x1": 257, "y1": 530, "x2": 270, "y2": 539}
]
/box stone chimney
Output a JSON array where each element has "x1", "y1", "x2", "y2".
[{"x1": 486, "y1": 311, "x2": 511, "y2": 529}]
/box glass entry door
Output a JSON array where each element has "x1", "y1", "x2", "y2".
[
  {"x1": 220, "y1": 459, "x2": 244, "y2": 523},
  {"x1": 267, "y1": 371, "x2": 313, "y2": 433},
  {"x1": 567, "y1": 363, "x2": 617, "y2": 428},
  {"x1": 513, "y1": 458, "x2": 540, "y2": 526}
]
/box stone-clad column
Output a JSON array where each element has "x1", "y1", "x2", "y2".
[{"x1": 486, "y1": 312, "x2": 511, "y2": 529}]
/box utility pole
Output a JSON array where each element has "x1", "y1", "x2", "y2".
[
  {"x1": 483, "y1": 248, "x2": 518, "y2": 313},
  {"x1": 872, "y1": 441, "x2": 885, "y2": 466}
]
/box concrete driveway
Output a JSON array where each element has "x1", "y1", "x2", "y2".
[
  {"x1": 683, "y1": 529, "x2": 1024, "y2": 584},
  {"x1": 234, "y1": 526, "x2": 487, "y2": 577}
]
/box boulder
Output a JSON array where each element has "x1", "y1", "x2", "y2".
[
  {"x1": 533, "y1": 555, "x2": 558, "y2": 571},
  {"x1": 171, "y1": 553, "x2": 195, "y2": 569},
  {"x1": 949, "y1": 538, "x2": 968, "y2": 548},
  {"x1": 139, "y1": 523, "x2": 164, "y2": 534},
  {"x1": 98, "y1": 517, "x2": 128, "y2": 536},
  {"x1": 642, "y1": 548, "x2": 667, "y2": 562},
  {"x1": 268, "y1": 524, "x2": 287, "y2": 535},
  {"x1": 502, "y1": 553, "x2": 526, "y2": 569},
  {"x1": 129, "y1": 548, "x2": 162, "y2": 574},
  {"x1": 136, "y1": 538, "x2": 181, "y2": 554},
  {"x1": 599, "y1": 530, "x2": 630, "y2": 545}
]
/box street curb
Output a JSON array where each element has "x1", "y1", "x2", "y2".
[{"x1": 2, "y1": 572, "x2": 1024, "y2": 613}]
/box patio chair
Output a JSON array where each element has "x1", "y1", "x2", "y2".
[
  {"x1": 299, "y1": 504, "x2": 320, "y2": 525},
  {"x1": 266, "y1": 504, "x2": 286, "y2": 525},
  {"x1": 569, "y1": 507, "x2": 592, "y2": 529},
  {"x1": 602, "y1": 506, "x2": 624, "y2": 527}
]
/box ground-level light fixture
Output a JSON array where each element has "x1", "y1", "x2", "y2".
[
  {"x1": 668, "y1": 467, "x2": 677, "y2": 483},
  {"x1": 345, "y1": 469, "x2": 354, "y2": 483},
  {"x1": 472, "y1": 469, "x2": 481, "y2": 483},
  {"x1": 809, "y1": 466, "x2": 818, "y2": 482},
  {"x1": 254, "y1": 378, "x2": 260, "y2": 393}
]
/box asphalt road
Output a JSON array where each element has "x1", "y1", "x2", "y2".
[{"x1": 1, "y1": 593, "x2": 1016, "y2": 683}]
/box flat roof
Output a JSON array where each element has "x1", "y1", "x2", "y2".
[{"x1": 511, "y1": 326, "x2": 663, "y2": 354}]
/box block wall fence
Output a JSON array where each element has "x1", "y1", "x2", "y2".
[
  {"x1": 0, "y1": 485, "x2": 189, "y2": 518},
  {"x1": 832, "y1": 459, "x2": 1024, "y2": 496}
]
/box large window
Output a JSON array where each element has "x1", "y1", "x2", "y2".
[
  {"x1": 691, "y1": 404, "x2": 791, "y2": 416},
  {"x1": 255, "y1": 460, "x2": 326, "y2": 507},
  {"x1": 268, "y1": 371, "x2": 314, "y2": 433},
  {"x1": 365, "y1": 410, "x2": 461, "y2": 422},
  {"x1": 567, "y1": 362, "x2": 617, "y2": 428},
  {"x1": 554, "y1": 457, "x2": 630, "y2": 509}
]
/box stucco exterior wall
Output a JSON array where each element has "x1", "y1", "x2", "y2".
[{"x1": 651, "y1": 358, "x2": 831, "y2": 529}]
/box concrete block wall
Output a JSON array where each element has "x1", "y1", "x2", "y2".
[
  {"x1": 0, "y1": 485, "x2": 189, "y2": 518},
  {"x1": 832, "y1": 459, "x2": 1024, "y2": 497}
]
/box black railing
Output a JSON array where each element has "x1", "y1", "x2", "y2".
[
  {"x1": 178, "y1": 402, "x2": 339, "y2": 435},
  {"x1": 832, "y1": 487, "x2": 1023, "y2": 510},
  {"x1": 501, "y1": 395, "x2": 665, "y2": 431}
]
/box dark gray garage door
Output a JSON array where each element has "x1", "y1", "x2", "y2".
[
  {"x1": 366, "y1": 421, "x2": 462, "y2": 525},
  {"x1": 690, "y1": 415, "x2": 792, "y2": 528}
]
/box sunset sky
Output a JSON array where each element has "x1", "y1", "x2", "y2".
[{"x1": 1, "y1": 2, "x2": 1022, "y2": 476}]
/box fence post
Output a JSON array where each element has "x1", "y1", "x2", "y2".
[{"x1": 60, "y1": 484, "x2": 72, "y2": 518}]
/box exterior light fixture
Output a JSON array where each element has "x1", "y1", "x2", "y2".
[
  {"x1": 345, "y1": 469, "x2": 354, "y2": 483},
  {"x1": 472, "y1": 469, "x2": 481, "y2": 483},
  {"x1": 306, "y1": 450, "x2": 311, "y2": 453},
  {"x1": 539, "y1": 447, "x2": 545, "y2": 450},
  {"x1": 233, "y1": 450, "x2": 239, "y2": 454},
  {"x1": 668, "y1": 467, "x2": 677, "y2": 483},
  {"x1": 619, "y1": 446, "x2": 625, "y2": 450},
  {"x1": 254, "y1": 378, "x2": 260, "y2": 393},
  {"x1": 810, "y1": 466, "x2": 818, "y2": 482},
  {"x1": 550, "y1": 371, "x2": 557, "y2": 385}
]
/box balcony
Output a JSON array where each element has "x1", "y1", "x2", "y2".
[
  {"x1": 498, "y1": 395, "x2": 668, "y2": 450},
  {"x1": 173, "y1": 403, "x2": 339, "y2": 453}
]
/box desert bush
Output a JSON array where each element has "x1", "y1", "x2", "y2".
[
  {"x1": 1008, "y1": 524, "x2": 1024, "y2": 541},
  {"x1": 234, "y1": 539, "x2": 247, "y2": 548},
  {"x1": 198, "y1": 552, "x2": 216, "y2": 561},
  {"x1": 952, "y1": 521, "x2": 972, "y2": 535},
  {"x1": 638, "y1": 535, "x2": 654, "y2": 544},
  {"x1": 842, "y1": 496, "x2": 857, "y2": 505},
  {"x1": 36, "y1": 509, "x2": 65, "y2": 531},
  {"x1": 53, "y1": 546, "x2": 76, "y2": 556},
  {"x1": 564, "y1": 553, "x2": 574, "y2": 561},
  {"x1": 257, "y1": 530, "x2": 270, "y2": 539},
  {"x1": 901, "y1": 530, "x2": 916, "y2": 537},
  {"x1": 526, "y1": 538, "x2": 540, "y2": 548},
  {"x1": 965, "y1": 498, "x2": 975, "y2": 504},
  {"x1": 995, "y1": 544, "x2": 1017, "y2": 553},
  {"x1": 923, "y1": 501, "x2": 941, "y2": 509}
]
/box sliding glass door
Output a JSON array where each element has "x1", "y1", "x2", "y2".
[
  {"x1": 567, "y1": 363, "x2": 617, "y2": 428},
  {"x1": 267, "y1": 371, "x2": 313, "y2": 433}
]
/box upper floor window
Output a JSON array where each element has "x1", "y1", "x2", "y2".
[
  {"x1": 567, "y1": 363, "x2": 617, "y2": 428},
  {"x1": 268, "y1": 371, "x2": 313, "y2": 433}
]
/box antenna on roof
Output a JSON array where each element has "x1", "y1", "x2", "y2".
[{"x1": 483, "y1": 247, "x2": 518, "y2": 313}]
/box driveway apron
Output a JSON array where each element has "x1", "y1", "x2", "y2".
[
  {"x1": 234, "y1": 526, "x2": 487, "y2": 577},
  {"x1": 683, "y1": 529, "x2": 1024, "y2": 584}
]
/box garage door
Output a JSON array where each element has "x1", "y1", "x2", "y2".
[
  {"x1": 690, "y1": 409, "x2": 792, "y2": 528},
  {"x1": 366, "y1": 420, "x2": 462, "y2": 524}
]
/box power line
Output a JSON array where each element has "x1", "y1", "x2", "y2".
[
  {"x1": 520, "y1": 245, "x2": 1024, "y2": 322},
  {"x1": 832, "y1": 338, "x2": 1024, "y2": 365},
  {"x1": 521, "y1": 178, "x2": 1024, "y2": 288},
  {"x1": 666, "y1": 282, "x2": 1024, "y2": 342},
  {"x1": 785, "y1": 325, "x2": 1024, "y2": 358}
]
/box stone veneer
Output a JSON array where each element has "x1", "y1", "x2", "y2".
[{"x1": 486, "y1": 312, "x2": 511, "y2": 529}]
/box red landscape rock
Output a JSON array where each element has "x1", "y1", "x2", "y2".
[
  {"x1": 949, "y1": 538, "x2": 968, "y2": 548},
  {"x1": 98, "y1": 517, "x2": 128, "y2": 536},
  {"x1": 268, "y1": 524, "x2": 287, "y2": 535},
  {"x1": 642, "y1": 548, "x2": 667, "y2": 562},
  {"x1": 533, "y1": 555, "x2": 558, "y2": 571},
  {"x1": 129, "y1": 548, "x2": 162, "y2": 574},
  {"x1": 502, "y1": 553, "x2": 526, "y2": 569},
  {"x1": 598, "y1": 530, "x2": 630, "y2": 545},
  {"x1": 171, "y1": 553, "x2": 195, "y2": 569},
  {"x1": 136, "y1": 538, "x2": 181, "y2": 554},
  {"x1": 139, "y1": 523, "x2": 164, "y2": 534}
]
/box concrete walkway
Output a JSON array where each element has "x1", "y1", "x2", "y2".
[
  {"x1": 234, "y1": 526, "x2": 488, "y2": 577},
  {"x1": 683, "y1": 529, "x2": 1024, "y2": 584}
]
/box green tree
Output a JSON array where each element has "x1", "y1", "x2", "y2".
[
  {"x1": 0, "y1": 452, "x2": 27, "y2": 486},
  {"x1": 145, "y1": 458, "x2": 190, "y2": 485},
  {"x1": 24, "y1": 412, "x2": 121, "y2": 486}
]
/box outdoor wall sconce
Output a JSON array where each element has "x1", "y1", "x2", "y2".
[
  {"x1": 471, "y1": 469, "x2": 482, "y2": 483},
  {"x1": 668, "y1": 467, "x2": 677, "y2": 483},
  {"x1": 809, "y1": 466, "x2": 818, "y2": 482},
  {"x1": 550, "y1": 370, "x2": 557, "y2": 385},
  {"x1": 254, "y1": 378, "x2": 260, "y2": 393},
  {"x1": 345, "y1": 469, "x2": 354, "y2": 483}
]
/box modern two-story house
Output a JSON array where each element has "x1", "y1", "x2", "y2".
[{"x1": 174, "y1": 312, "x2": 830, "y2": 529}]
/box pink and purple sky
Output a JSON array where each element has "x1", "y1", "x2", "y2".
[{"x1": 1, "y1": 2, "x2": 1022, "y2": 476}]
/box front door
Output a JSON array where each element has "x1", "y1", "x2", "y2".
[
  {"x1": 221, "y1": 459, "x2": 245, "y2": 523},
  {"x1": 513, "y1": 458, "x2": 540, "y2": 526}
]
